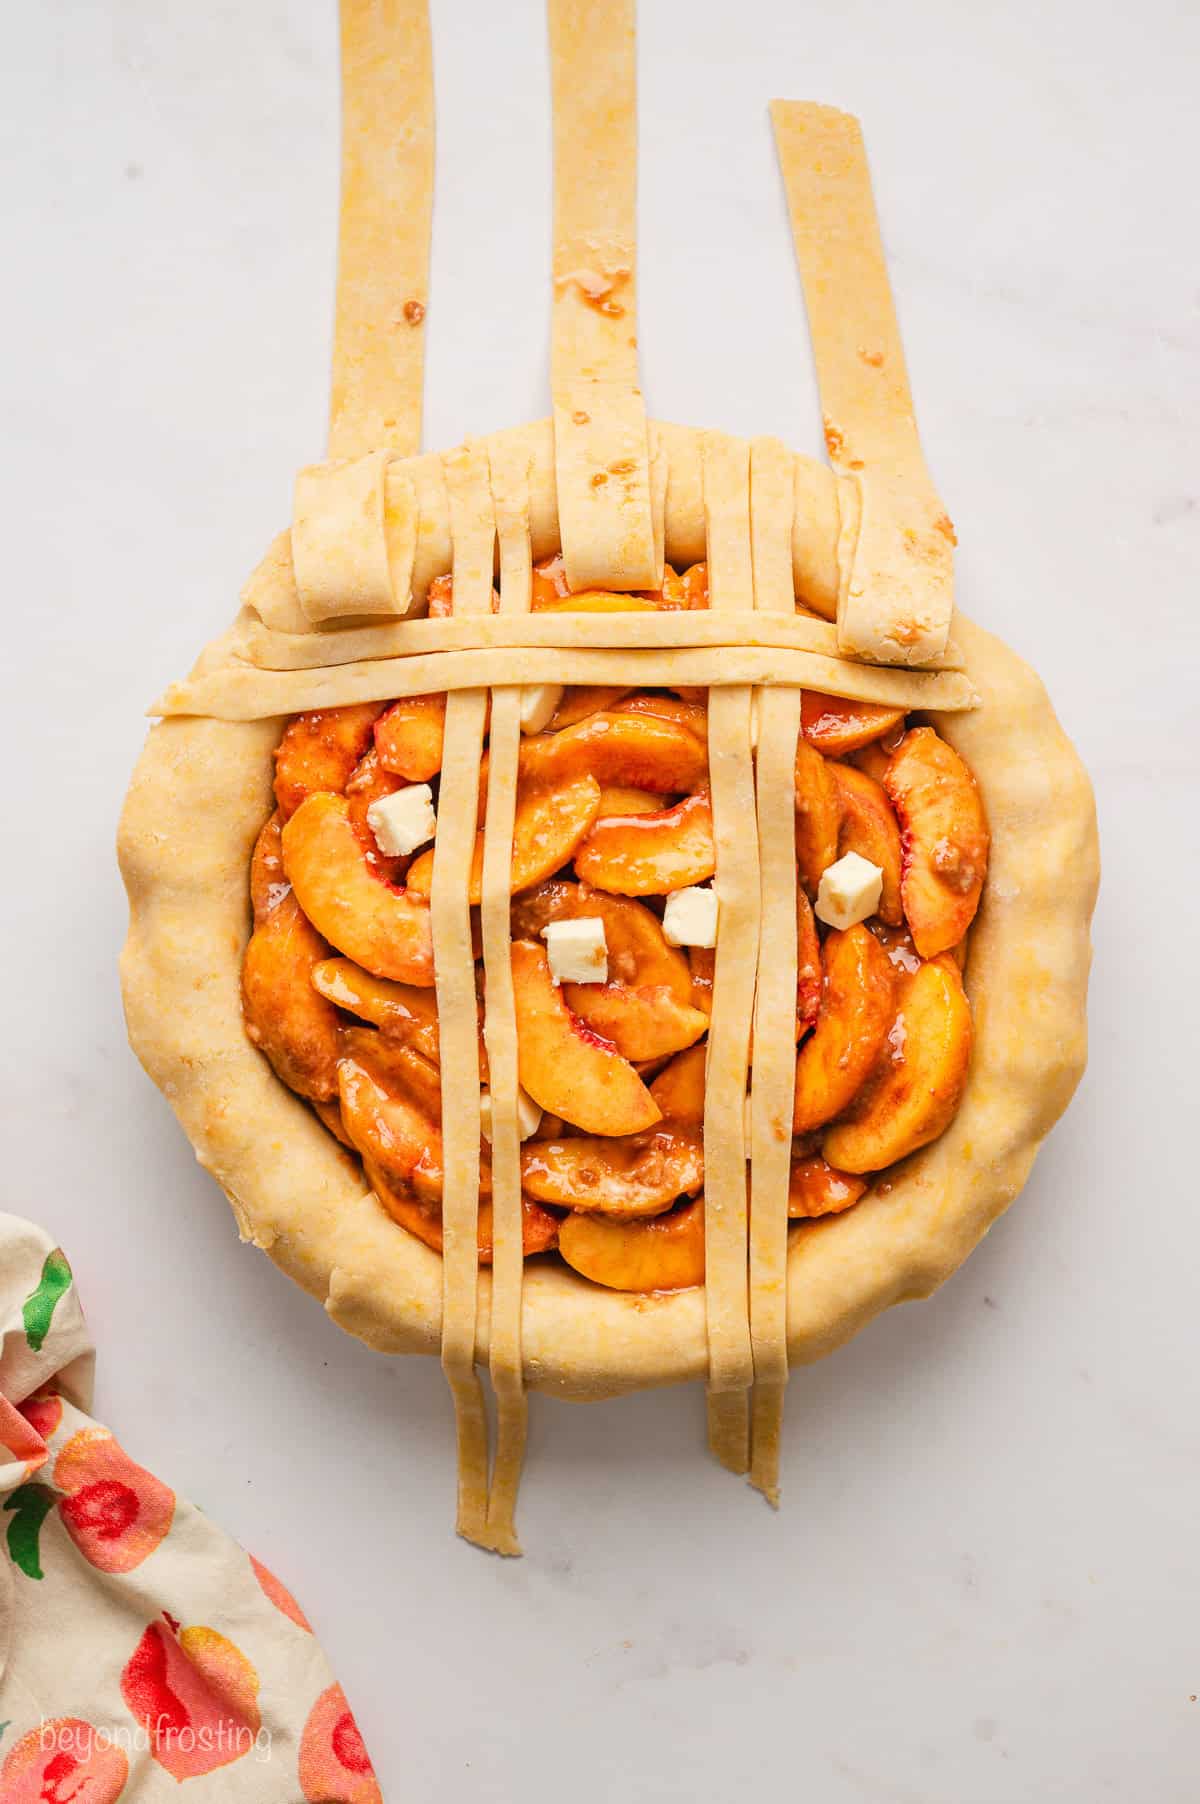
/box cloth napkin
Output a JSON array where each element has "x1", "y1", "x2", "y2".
[{"x1": 0, "y1": 1212, "x2": 381, "y2": 1802}]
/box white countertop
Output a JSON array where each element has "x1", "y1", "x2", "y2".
[{"x1": 6, "y1": 1, "x2": 1198, "y2": 1796}]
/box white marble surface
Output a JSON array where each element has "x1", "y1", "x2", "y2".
[{"x1": 5, "y1": 0, "x2": 1198, "y2": 1797}]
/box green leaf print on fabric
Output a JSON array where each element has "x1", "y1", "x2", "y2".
[
  {"x1": 4, "y1": 1483, "x2": 55, "y2": 1579},
  {"x1": 21, "y1": 1249, "x2": 72, "y2": 1352}
]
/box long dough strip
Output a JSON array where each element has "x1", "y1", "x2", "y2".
[
  {"x1": 233, "y1": 607, "x2": 965, "y2": 672},
  {"x1": 747, "y1": 438, "x2": 802, "y2": 1505},
  {"x1": 329, "y1": 0, "x2": 434, "y2": 460},
  {"x1": 478, "y1": 438, "x2": 536, "y2": 1555},
  {"x1": 156, "y1": 646, "x2": 976, "y2": 721},
  {"x1": 243, "y1": 421, "x2": 843, "y2": 635},
  {"x1": 700, "y1": 433, "x2": 759, "y2": 1475},
  {"x1": 432, "y1": 445, "x2": 494, "y2": 1549},
  {"x1": 771, "y1": 102, "x2": 954, "y2": 668},
  {"x1": 548, "y1": 0, "x2": 658, "y2": 591}
]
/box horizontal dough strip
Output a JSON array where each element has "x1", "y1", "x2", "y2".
[
  {"x1": 155, "y1": 643, "x2": 978, "y2": 720},
  {"x1": 233, "y1": 607, "x2": 965, "y2": 671}
]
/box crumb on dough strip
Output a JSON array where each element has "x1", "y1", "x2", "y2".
[
  {"x1": 433, "y1": 444, "x2": 495, "y2": 1549},
  {"x1": 478, "y1": 437, "x2": 536, "y2": 1555},
  {"x1": 700, "y1": 432, "x2": 759, "y2": 1474},
  {"x1": 329, "y1": 0, "x2": 434, "y2": 461},
  {"x1": 548, "y1": 0, "x2": 658, "y2": 592},
  {"x1": 747, "y1": 436, "x2": 802, "y2": 1506},
  {"x1": 771, "y1": 101, "x2": 954, "y2": 668}
]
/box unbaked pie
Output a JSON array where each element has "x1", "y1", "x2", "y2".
[{"x1": 118, "y1": 0, "x2": 1097, "y2": 1550}]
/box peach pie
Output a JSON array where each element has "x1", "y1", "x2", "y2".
[
  {"x1": 241, "y1": 554, "x2": 990, "y2": 1296},
  {"x1": 118, "y1": 0, "x2": 1097, "y2": 1549}
]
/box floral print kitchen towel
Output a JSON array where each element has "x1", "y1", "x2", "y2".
[{"x1": 0, "y1": 1212, "x2": 381, "y2": 1801}]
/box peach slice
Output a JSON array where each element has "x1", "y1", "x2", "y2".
[
  {"x1": 519, "y1": 710, "x2": 708, "y2": 794},
  {"x1": 424, "y1": 573, "x2": 500, "y2": 617},
  {"x1": 824, "y1": 954, "x2": 973, "y2": 1172},
  {"x1": 614, "y1": 693, "x2": 708, "y2": 739},
  {"x1": 374, "y1": 693, "x2": 447, "y2": 781},
  {"x1": 831, "y1": 761, "x2": 903, "y2": 925},
  {"x1": 338, "y1": 1049, "x2": 444, "y2": 1195},
  {"x1": 558, "y1": 1197, "x2": 705, "y2": 1291},
  {"x1": 510, "y1": 880, "x2": 693, "y2": 999},
  {"x1": 575, "y1": 789, "x2": 716, "y2": 895},
  {"x1": 560, "y1": 983, "x2": 709, "y2": 1062},
  {"x1": 533, "y1": 591, "x2": 657, "y2": 613},
  {"x1": 549, "y1": 685, "x2": 634, "y2": 730},
  {"x1": 867, "y1": 920, "x2": 923, "y2": 976},
  {"x1": 597, "y1": 785, "x2": 664, "y2": 817},
  {"x1": 250, "y1": 812, "x2": 288, "y2": 924},
  {"x1": 801, "y1": 691, "x2": 905, "y2": 756},
  {"x1": 282, "y1": 793, "x2": 435, "y2": 985},
  {"x1": 312, "y1": 958, "x2": 443, "y2": 1062},
  {"x1": 242, "y1": 894, "x2": 342, "y2": 1100},
  {"x1": 793, "y1": 924, "x2": 895, "y2": 1133},
  {"x1": 405, "y1": 773, "x2": 601, "y2": 902},
  {"x1": 885, "y1": 727, "x2": 990, "y2": 958},
  {"x1": 787, "y1": 1154, "x2": 868, "y2": 1218},
  {"x1": 510, "y1": 939, "x2": 661, "y2": 1135},
  {"x1": 796, "y1": 886, "x2": 823, "y2": 1035},
  {"x1": 530, "y1": 551, "x2": 571, "y2": 607},
  {"x1": 688, "y1": 945, "x2": 714, "y2": 1016},
  {"x1": 344, "y1": 748, "x2": 411, "y2": 885},
  {"x1": 510, "y1": 882, "x2": 704, "y2": 1057},
  {"x1": 521, "y1": 1124, "x2": 703, "y2": 1217},
  {"x1": 794, "y1": 738, "x2": 841, "y2": 895},
  {"x1": 656, "y1": 561, "x2": 709, "y2": 610},
  {"x1": 273, "y1": 703, "x2": 384, "y2": 821},
  {"x1": 365, "y1": 1161, "x2": 558, "y2": 1262},
  {"x1": 649, "y1": 1042, "x2": 707, "y2": 1124},
  {"x1": 848, "y1": 739, "x2": 895, "y2": 785}
]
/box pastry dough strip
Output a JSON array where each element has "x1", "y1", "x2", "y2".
[
  {"x1": 548, "y1": 0, "x2": 658, "y2": 591},
  {"x1": 771, "y1": 102, "x2": 954, "y2": 669},
  {"x1": 700, "y1": 432, "x2": 759, "y2": 1474},
  {"x1": 233, "y1": 609, "x2": 965, "y2": 670},
  {"x1": 477, "y1": 438, "x2": 536, "y2": 1555},
  {"x1": 329, "y1": 0, "x2": 434, "y2": 461},
  {"x1": 747, "y1": 438, "x2": 802, "y2": 1505},
  {"x1": 431, "y1": 445, "x2": 494, "y2": 1548},
  {"x1": 156, "y1": 647, "x2": 976, "y2": 720}
]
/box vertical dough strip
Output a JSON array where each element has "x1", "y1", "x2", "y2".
[
  {"x1": 330, "y1": 0, "x2": 434, "y2": 460},
  {"x1": 770, "y1": 101, "x2": 954, "y2": 668},
  {"x1": 434, "y1": 445, "x2": 495, "y2": 1548},
  {"x1": 479, "y1": 439, "x2": 536, "y2": 1555},
  {"x1": 547, "y1": 0, "x2": 659, "y2": 592},
  {"x1": 747, "y1": 437, "x2": 802, "y2": 1504},
  {"x1": 700, "y1": 432, "x2": 760, "y2": 1474}
]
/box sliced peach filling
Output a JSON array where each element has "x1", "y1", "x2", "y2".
[{"x1": 241, "y1": 552, "x2": 988, "y2": 1292}]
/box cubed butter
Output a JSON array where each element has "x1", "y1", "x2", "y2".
[
  {"x1": 366, "y1": 784, "x2": 437, "y2": 857},
  {"x1": 479, "y1": 1084, "x2": 543, "y2": 1143},
  {"x1": 814, "y1": 851, "x2": 884, "y2": 930},
  {"x1": 542, "y1": 916, "x2": 608, "y2": 985},
  {"x1": 519, "y1": 684, "x2": 564, "y2": 735},
  {"x1": 662, "y1": 884, "x2": 719, "y2": 949}
]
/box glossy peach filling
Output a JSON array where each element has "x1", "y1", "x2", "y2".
[{"x1": 241, "y1": 556, "x2": 989, "y2": 1293}]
